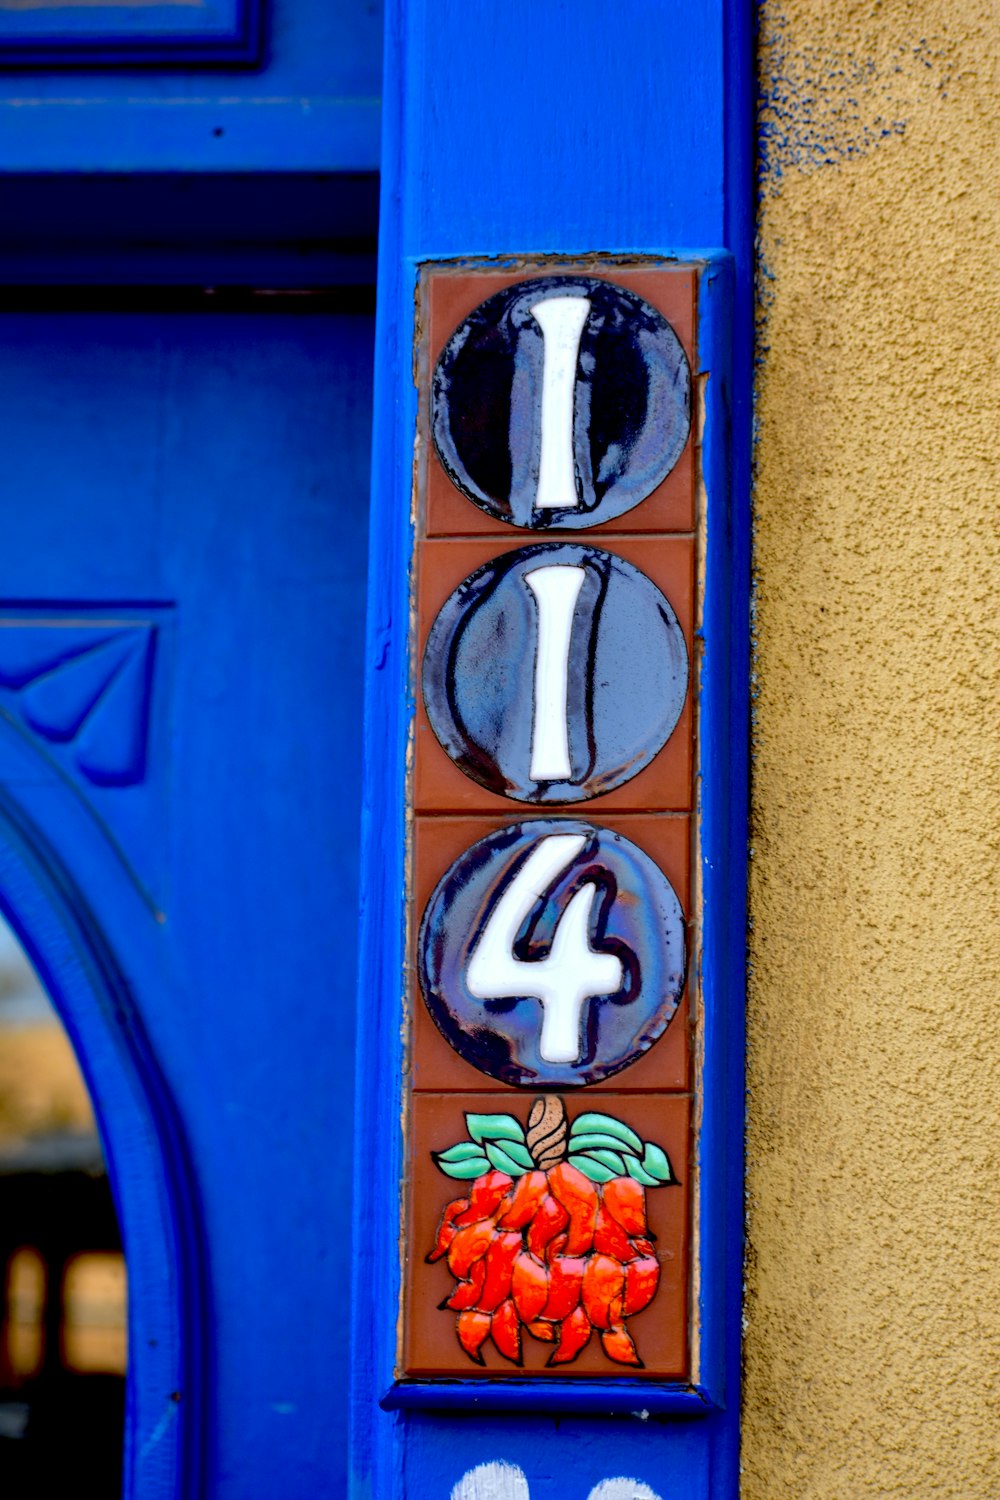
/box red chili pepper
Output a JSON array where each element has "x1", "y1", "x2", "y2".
[
  {"x1": 544, "y1": 1231, "x2": 568, "y2": 1264},
  {"x1": 457, "y1": 1308, "x2": 491, "y2": 1364},
  {"x1": 442, "y1": 1255, "x2": 487, "y2": 1311},
  {"x1": 446, "y1": 1218, "x2": 495, "y2": 1280},
  {"x1": 592, "y1": 1202, "x2": 634, "y2": 1262},
  {"x1": 478, "y1": 1230, "x2": 523, "y2": 1313},
  {"x1": 511, "y1": 1250, "x2": 549, "y2": 1322},
  {"x1": 547, "y1": 1305, "x2": 592, "y2": 1365},
  {"x1": 496, "y1": 1170, "x2": 548, "y2": 1230},
  {"x1": 602, "y1": 1176, "x2": 648, "y2": 1237},
  {"x1": 454, "y1": 1170, "x2": 514, "y2": 1226},
  {"x1": 525, "y1": 1319, "x2": 556, "y2": 1342},
  {"x1": 490, "y1": 1298, "x2": 522, "y2": 1365},
  {"x1": 426, "y1": 1196, "x2": 470, "y2": 1263},
  {"x1": 623, "y1": 1251, "x2": 660, "y2": 1316},
  {"x1": 601, "y1": 1323, "x2": 642, "y2": 1366},
  {"x1": 541, "y1": 1249, "x2": 586, "y2": 1321},
  {"x1": 525, "y1": 1194, "x2": 569, "y2": 1257},
  {"x1": 547, "y1": 1162, "x2": 599, "y2": 1255},
  {"x1": 582, "y1": 1253, "x2": 625, "y2": 1331}
]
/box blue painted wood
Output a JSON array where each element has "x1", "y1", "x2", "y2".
[
  {"x1": 0, "y1": 0, "x2": 261, "y2": 67},
  {"x1": 353, "y1": 3, "x2": 752, "y2": 1497},
  {"x1": 382, "y1": 1382, "x2": 713, "y2": 1418},
  {"x1": 0, "y1": 301, "x2": 374, "y2": 1498},
  {"x1": 0, "y1": 0, "x2": 381, "y2": 173},
  {"x1": 406, "y1": 1419, "x2": 712, "y2": 1500}
]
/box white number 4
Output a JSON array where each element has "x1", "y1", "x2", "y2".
[{"x1": 466, "y1": 834, "x2": 623, "y2": 1066}]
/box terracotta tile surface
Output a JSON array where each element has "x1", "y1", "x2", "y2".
[
  {"x1": 403, "y1": 260, "x2": 702, "y2": 1385},
  {"x1": 403, "y1": 1091, "x2": 690, "y2": 1380}
]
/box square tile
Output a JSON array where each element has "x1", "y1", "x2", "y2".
[
  {"x1": 418, "y1": 261, "x2": 698, "y2": 538},
  {"x1": 402, "y1": 1090, "x2": 691, "y2": 1380},
  {"x1": 413, "y1": 536, "x2": 695, "y2": 814},
  {"x1": 409, "y1": 813, "x2": 692, "y2": 1094}
]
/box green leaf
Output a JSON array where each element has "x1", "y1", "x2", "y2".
[
  {"x1": 625, "y1": 1157, "x2": 661, "y2": 1188},
  {"x1": 484, "y1": 1140, "x2": 532, "y2": 1176},
  {"x1": 570, "y1": 1112, "x2": 643, "y2": 1155},
  {"x1": 568, "y1": 1153, "x2": 619, "y2": 1183},
  {"x1": 641, "y1": 1142, "x2": 675, "y2": 1184},
  {"x1": 582, "y1": 1147, "x2": 628, "y2": 1176},
  {"x1": 568, "y1": 1131, "x2": 639, "y2": 1155},
  {"x1": 466, "y1": 1112, "x2": 526, "y2": 1146},
  {"x1": 434, "y1": 1153, "x2": 491, "y2": 1180},
  {"x1": 436, "y1": 1141, "x2": 488, "y2": 1165}
]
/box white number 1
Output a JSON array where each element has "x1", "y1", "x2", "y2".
[
  {"x1": 524, "y1": 563, "x2": 585, "y2": 782},
  {"x1": 529, "y1": 295, "x2": 591, "y2": 513},
  {"x1": 466, "y1": 834, "x2": 623, "y2": 1065}
]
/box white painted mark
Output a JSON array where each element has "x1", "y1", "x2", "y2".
[
  {"x1": 530, "y1": 295, "x2": 591, "y2": 511},
  {"x1": 451, "y1": 1461, "x2": 531, "y2": 1500},
  {"x1": 524, "y1": 563, "x2": 586, "y2": 781},
  {"x1": 466, "y1": 834, "x2": 623, "y2": 1065},
  {"x1": 450, "y1": 1469, "x2": 664, "y2": 1500},
  {"x1": 586, "y1": 1482, "x2": 664, "y2": 1500}
]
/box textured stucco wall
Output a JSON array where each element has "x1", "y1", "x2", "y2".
[{"x1": 744, "y1": 3, "x2": 999, "y2": 1496}]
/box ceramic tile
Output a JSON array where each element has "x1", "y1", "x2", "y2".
[
  {"x1": 409, "y1": 814, "x2": 692, "y2": 1094},
  {"x1": 414, "y1": 537, "x2": 695, "y2": 814},
  {"x1": 419, "y1": 263, "x2": 698, "y2": 538},
  {"x1": 401, "y1": 258, "x2": 703, "y2": 1394},
  {"x1": 403, "y1": 1091, "x2": 690, "y2": 1380}
]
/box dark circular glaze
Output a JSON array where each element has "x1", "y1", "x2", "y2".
[
  {"x1": 431, "y1": 275, "x2": 691, "y2": 529},
  {"x1": 418, "y1": 819, "x2": 686, "y2": 1088}
]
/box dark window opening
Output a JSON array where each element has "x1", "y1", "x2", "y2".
[{"x1": 0, "y1": 916, "x2": 125, "y2": 1497}]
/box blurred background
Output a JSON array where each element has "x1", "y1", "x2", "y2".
[{"x1": 0, "y1": 914, "x2": 125, "y2": 1495}]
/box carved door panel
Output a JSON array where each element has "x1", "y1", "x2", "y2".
[{"x1": 0, "y1": 294, "x2": 373, "y2": 1498}]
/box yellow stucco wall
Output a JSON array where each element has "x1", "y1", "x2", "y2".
[{"x1": 744, "y1": 2, "x2": 999, "y2": 1495}]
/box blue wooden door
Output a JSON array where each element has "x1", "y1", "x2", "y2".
[{"x1": 0, "y1": 296, "x2": 373, "y2": 1497}]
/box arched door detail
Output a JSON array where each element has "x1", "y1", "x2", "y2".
[{"x1": 0, "y1": 742, "x2": 200, "y2": 1498}]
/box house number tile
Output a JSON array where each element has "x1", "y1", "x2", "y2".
[
  {"x1": 402, "y1": 259, "x2": 703, "y2": 1386},
  {"x1": 430, "y1": 276, "x2": 691, "y2": 530},
  {"x1": 408, "y1": 814, "x2": 692, "y2": 1096},
  {"x1": 421, "y1": 543, "x2": 689, "y2": 804},
  {"x1": 413, "y1": 535, "x2": 695, "y2": 815},
  {"x1": 417, "y1": 819, "x2": 686, "y2": 1089},
  {"x1": 420, "y1": 264, "x2": 697, "y2": 538}
]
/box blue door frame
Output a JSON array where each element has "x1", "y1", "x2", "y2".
[{"x1": 353, "y1": 4, "x2": 752, "y2": 1496}]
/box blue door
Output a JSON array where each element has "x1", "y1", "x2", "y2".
[
  {"x1": 0, "y1": 5, "x2": 750, "y2": 1495},
  {"x1": 0, "y1": 295, "x2": 373, "y2": 1496}
]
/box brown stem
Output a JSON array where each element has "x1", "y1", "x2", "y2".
[{"x1": 526, "y1": 1095, "x2": 567, "y2": 1169}]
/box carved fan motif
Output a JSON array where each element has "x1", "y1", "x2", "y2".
[{"x1": 0, "y1": 622, "x2": 156, "y2": 786}]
